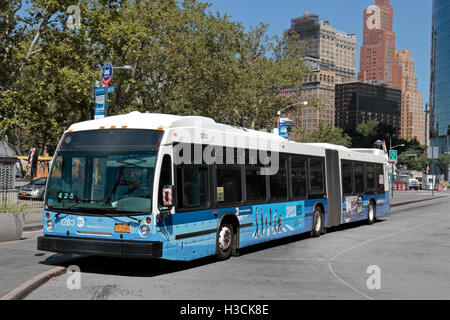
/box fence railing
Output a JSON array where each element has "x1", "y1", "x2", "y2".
[{"x1": 1, "y1": 185, "x2": 44, "y2": 209}]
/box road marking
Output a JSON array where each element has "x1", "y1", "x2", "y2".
[{"x1": 328, "y1": 217, "x2": 446, "y2": 300}]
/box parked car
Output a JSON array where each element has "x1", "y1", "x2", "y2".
[{"x1": 18, "y1": 177, "x2": 47, "y2": 200}]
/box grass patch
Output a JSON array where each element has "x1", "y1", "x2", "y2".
[{"x1": 0, "y1": 203, "x2": 30, "y2": 215}]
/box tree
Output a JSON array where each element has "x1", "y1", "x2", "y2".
[
  {"x1": 350, "y1": 120, "x2": 398, "y2": 148},
  {"x1": 435, "y1": 154, "x2": 450, "y2": 177},
  {"x1": 293, "y1": 121, "x2": 352, "y2": 147},
  {"x1": 1, "y1": 0, "x2": 311, "y2": 154},
  {"x1": 0, "y1": 0, "x2": 74, "y2": 95}
]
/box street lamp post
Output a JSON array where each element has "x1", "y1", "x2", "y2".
[{"x1": 389, "y1": 139, "x2": 405, "y2": 199}]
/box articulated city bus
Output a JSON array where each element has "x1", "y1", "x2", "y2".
[{"x1": 38, "y1": 112, "x2": 391, "y2": 261}]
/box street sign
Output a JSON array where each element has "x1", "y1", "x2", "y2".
[
  {"x1": 95, "y1": 94, "x2": 105, "y2": 104},
  {"x1": 95, "y1": 86, "x2": 115, "y2": 95},
  {"x1": 101, "y1": 63, "x2": 113, "y2": 86},
  {"x1": 389, "y1": 150, "x2": 398, "y2": 162},
  {"x1": 279, "y1": 118, "x2": 295, "y2": 139},
  {"x1": 94, "y1": 105, "x2": 105, "y2": 120}
]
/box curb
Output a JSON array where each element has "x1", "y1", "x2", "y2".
[
  {"x1": 391, "y1": 195, "x2": 448, "y2": 208},
  {"x1": 1, "y1": 267, "x2": 67, "y2": 300}
]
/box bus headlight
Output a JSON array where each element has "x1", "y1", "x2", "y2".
[
  {"x1": 140, "y1": 225, "x2": 150, "y2": 237},
  {"x1": 47, "y1": 220, "x2": 55, "y2": 232}
]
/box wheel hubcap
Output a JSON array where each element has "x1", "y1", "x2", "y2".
[
  {"x1": 369, "y1": 206, "x2": 374, "y2": 221},
  {"x1": 314, "y1": 212, "x2": 321, "y2": 232},
  {"x1": 219, "y1": 226, "x2": 232, "y2": 251}
]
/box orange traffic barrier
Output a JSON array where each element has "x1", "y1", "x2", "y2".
[
  {"x1": 401, "y1": 184, "x2": 406, "y2": 191},
  {"x1": 438, "y1": 185, "x2": 442, "y2": 192},
  {"x1": 394, "y1": 184, "x2": 398, "y2": 191}
]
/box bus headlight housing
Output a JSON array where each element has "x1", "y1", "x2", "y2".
[
  {"x1": 140, "y1": 225, "x2": 150, "y2": 237},
  {"x1": 47, "y1": 220, "x2": 55, "y2": 232}
]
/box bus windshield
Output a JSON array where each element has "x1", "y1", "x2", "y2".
[{"x1": 45, "y1": 130, "x2": 163, "y2": 215}]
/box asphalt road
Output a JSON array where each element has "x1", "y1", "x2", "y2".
[{"x1": 3, "y1": 193, "x2": 444, "y2": 300}]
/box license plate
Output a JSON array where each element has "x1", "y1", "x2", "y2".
[{"x1": 115, "y1": 224, "x2": 130, "y2": 233}]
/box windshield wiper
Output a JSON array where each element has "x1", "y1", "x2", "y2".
[
  {"x1": 55, "y1": 207, "x2": 144, "y2": 223},
  {"x1": 109, "y1": 211, "x2": 144, "y2": 222}
]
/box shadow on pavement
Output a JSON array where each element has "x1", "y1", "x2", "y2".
[
  {"x1": 36, "y1": 219, "x2": 383, "y2": 278},
  {"x1": 38, "y1": 253, "x2": 218, "y2": 278}
]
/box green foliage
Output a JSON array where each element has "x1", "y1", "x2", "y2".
[
  {"x1": 350, "y1": 120, "x2": 398, "y2": 148},
  {"x1": 397, "y1": 151, "x2": 428, "y2": 171},
  {"x1": 435, "y1": 154, "x2": 450, "y2": 174},
  {"x1": 1, "y1": 0, "x2": 311, "y2": 154},
  {"x1": 0, "y1": 203, "x2": 29, "y2": 215},
  {"x1": 293, "y1": 121, "x2": 352, "y2": 147}
]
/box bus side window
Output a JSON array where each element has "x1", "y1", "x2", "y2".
[
  {"x1": 158, "y1": 155, "x2": 172, "y2": 210},
  {"x1": 341, "y1": 160, "x2": 353, "y2": 195},
  {"x1": 216, "y1": 165, "x2": 242, "y2": 205},
  {"x1": 366, "y1": 164, "x2": 376, "y2": 191},
  {"x1": 177, "y1": 166, "x2": 209, "y2": 209},
  {"x1": 376, "y1": 164, "x2": 385, "y2": 193},
  {"x1": 309, "y1": 158, "x2": 325, "y2": 195},
  {"x1": 245, "y1": 166, "x2": 267, "y2": 203},
  {"x1": 354, "y1": 162, "x2": 365, "y2": 194},
  {"x1": 270, "y1": 157, "x2": 288, "y2": 201},
  {"x1": 291, "y1": 157, "x2": 307, "y2": 199}
]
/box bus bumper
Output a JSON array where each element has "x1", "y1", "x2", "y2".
[{"x1": 37, "y1": 236, "x2": 163, "y2": 259}]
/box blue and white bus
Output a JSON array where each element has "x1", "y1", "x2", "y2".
[{"x1": 38, "y1": 112, "x2": 391, "y2": 261}]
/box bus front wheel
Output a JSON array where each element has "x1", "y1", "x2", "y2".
[{"x1": 217, "y1": 223, "x2": 234, "y2": 261}]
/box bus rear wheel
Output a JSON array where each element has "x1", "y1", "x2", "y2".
[
  {"x1": 367, "y1": 202, "x2": 376, "y2": 225},
  {"x1": 217, "y1": 223, "x2": 234, "y2": 261},
  {"x1": 311, "y1": 207, "x2": 323, "y2": 238}
]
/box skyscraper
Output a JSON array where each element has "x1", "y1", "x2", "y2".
[
  {"x1": 281, "y1": 13, "x2": 356, "y2": 135},
  {"x1": 335, "y1": 81, "x2": 401, "y2": 133},
  {"x1": 281, "y1": 60, "x2": 336, "y2": 136},
  {"x1": 359, "y1": 0, "x2": 401, "y2": 90},
  {"x1": 395, "y1": 50, "x2": 426, "y2": 144},
  {"x1": 430, "y1": 0, "x2": 450, "y2": 158},
  {"x1": 290, "y1": 13, "x2": 357, "y2": 83}
]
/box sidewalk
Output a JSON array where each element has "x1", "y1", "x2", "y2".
[
  {"x1": 390, "y1": 190, "x2": 449, "y2": 206},
  {"x1": 24, "y1": 208, "x2": 43, "y2": 232}
]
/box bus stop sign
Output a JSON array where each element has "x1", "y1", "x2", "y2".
[{"x1": 101, "y1": 63, "x2": 113, "y2": 86}]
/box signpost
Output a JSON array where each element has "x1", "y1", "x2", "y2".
[
  {"x1": 101, "y1": 63, "x2": 114, "y2": 117},
  {"x1": 427, "y1": 146, "x2": 439, "y2": 196},
  {"x1": 389, "y1": 150, "x2": 398, "y2": 199}
]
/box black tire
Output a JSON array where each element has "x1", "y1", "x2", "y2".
[
  {"x1": 216, "y1": 223, "x2": 234, "y2": 261},
  {"x1": 367, "y1": 201, "x2": 376, "y2": 225},
  {"x1": 311, "y1": 206, "x2": 323, "y2": 238}
]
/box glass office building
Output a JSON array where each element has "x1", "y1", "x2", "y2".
[{"x1": 430, "y1": 0, "x2": 450, "y2": 156}]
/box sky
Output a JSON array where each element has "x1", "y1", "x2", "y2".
[{"x1": 205, "y1": 0, "x2": 432, "y2": 106}]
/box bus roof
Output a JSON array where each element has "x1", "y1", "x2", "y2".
[{"x1": 67, "y1": 112, "x2": 387, "y2": 163}]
